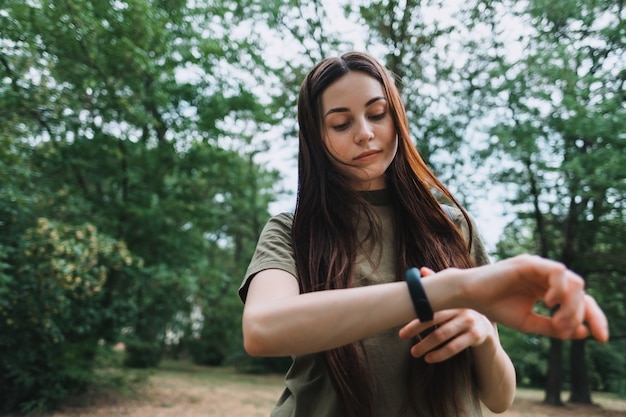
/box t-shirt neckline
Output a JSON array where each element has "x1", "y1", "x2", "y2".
[{"x1": 359, "y1": 188, "x2": 391, "y2": 206}]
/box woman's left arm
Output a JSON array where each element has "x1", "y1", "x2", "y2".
[
  {"x1": 459, "y1": 209, "x2": 516, "y2": 410},
  {"x1": 464, "y1": 216, "x2": 516, "y2": 411},
  {"x1": 469, "y1": 321, "x2": 516, "y2": 412},
  {"x1": 399, "y1": 261, "x2": 516, "y2": 413},
  {"x1": 399, "y1": 307, "x2": 516, "y2": 413}
]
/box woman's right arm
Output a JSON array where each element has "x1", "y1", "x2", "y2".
[
  {"x1": 242, "y1": 255, "x2": 609, "y2": 357},
  {"x1": 242, "y1": 268, "x2": 418, "y2": 356}
]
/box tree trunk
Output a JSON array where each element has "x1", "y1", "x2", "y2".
[
  {"x1": 544, "y1": 337, "x2": 564, "y2": 405},
  {"x1": 568, "y1": 338, "x2": 592, "y2": 403}
]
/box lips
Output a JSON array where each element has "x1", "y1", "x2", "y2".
[{"x1": 354, "y1": 150, "x2": 381, "y2": 160}]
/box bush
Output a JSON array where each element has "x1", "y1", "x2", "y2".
[
  {"x1": 0, "y1": 219, "x2": 141, "y2": 413},
  {"x1": 123, "y1": 338, "x2": 164, "y2": 369}
]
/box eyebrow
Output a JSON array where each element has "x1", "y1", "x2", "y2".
[{"x1": 323, "y1": 96, "x2": 386, "y2": 118}]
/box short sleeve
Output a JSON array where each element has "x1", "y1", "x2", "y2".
[
  {"x1": 238, "y1": 212, "x2": 298, "y2": 303},
  {"x1": 445, "y1": 205, "x2": 492, "y2": 267}
]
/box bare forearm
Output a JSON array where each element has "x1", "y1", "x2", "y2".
[
  {"x1": 243, "y1": 269, "x2": 465, "y2": 357},
  {"x1": 242, "y1": 255, "x2": 610, "y2": 358},
  {"x1": 472, "y1": 328, "x2": 516, "y2": 413},
  {"x1": 244, "y1": 281, "x2": 416, "y2": 356}
]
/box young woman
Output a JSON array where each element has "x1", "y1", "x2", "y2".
[{"x1": 239, "y1": 52, "x2": 608, "y2": 417}]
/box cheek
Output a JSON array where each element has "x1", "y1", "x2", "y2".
[{"x1": 324, "y1": 135, "x2": 350, "y2": 161}]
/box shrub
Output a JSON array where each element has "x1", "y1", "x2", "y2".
[{"x1": 0, "y1": 219, "x2": 141, "y2": 413}]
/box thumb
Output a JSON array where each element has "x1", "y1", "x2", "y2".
[{"x1": 420, "y1": 266, "x2": 436, "y2": 278}]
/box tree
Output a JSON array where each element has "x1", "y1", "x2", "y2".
[
  {"x1": 1, "y1": 0, "x2": 283, "y2": 411},
  {"x1": 342, "y1": 0, "x2": 626, "y2": 402},
  {"x1": 473, "y1": 0, "x2": 626, "y2": 404}
]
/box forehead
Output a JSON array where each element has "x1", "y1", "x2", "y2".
[{"x1": 321, "y1": 72, "x2": 385, "y2": 112}]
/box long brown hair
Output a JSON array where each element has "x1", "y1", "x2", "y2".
[{"x1": 293, "y1": 51, "x2": 478, "y2": 417}]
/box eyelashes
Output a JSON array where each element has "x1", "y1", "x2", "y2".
[{"x1": 331, "y1": 112, "x2": 387, "y2": 132}]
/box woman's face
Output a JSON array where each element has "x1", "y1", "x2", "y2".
[{"x1": 320, "y1": 71, "x2": 397, "y2": 191}]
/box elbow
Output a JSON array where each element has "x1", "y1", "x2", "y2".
[
  {"x1": 242, "y1": 327, "x2": 265, "y2": 357},
  {"x1": 243, "y1": 338, "x2": 264, "y2": 357},
  {"x1": 483, "y1": 387, "x2": 515, "y2": 414},
  {"x1": 480, "y1": 372, "x2": 516, "y2": 413},
  {"x1": 242, "y1": 308, "x2": 277, "y2": 357},
  {"x1": 485, "y1": 400, "x2": 513, "y2": 414}
]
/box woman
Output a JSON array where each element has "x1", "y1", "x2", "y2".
[{"x1": 239, "y1": 52, "x2": 608, "y2": 417}]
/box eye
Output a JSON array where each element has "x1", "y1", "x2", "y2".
[
  {"x1": 332, "y1": 121, "x2": 351, "y2": 131},
  {"x1": 369, "y1": 112, "x2": 387, "y2": 121}
]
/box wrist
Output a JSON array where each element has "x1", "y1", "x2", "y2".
[
  {"x1": 405, "y1": 268, "x2": 434, "y2": 322},
  {"x1": 421, "y1": 267, "x2": 467, "y2": 313},
  {"x1": 471, "y1": 323, "x2": 499, "y2": 352}
]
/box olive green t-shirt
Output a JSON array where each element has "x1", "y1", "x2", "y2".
[{"x1": 239, "y1": 192, "x2": 490, "y2": 417}]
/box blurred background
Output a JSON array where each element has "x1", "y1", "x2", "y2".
[{"x1": 1, "y1": 0, "x2": 625, "y2": 414}]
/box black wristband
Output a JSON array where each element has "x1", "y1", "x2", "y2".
[{"x1": 405, "y1": 267, "x2": 434, "y2": 322}]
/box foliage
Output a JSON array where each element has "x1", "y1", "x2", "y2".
[
  {"x1": 344, "y1": 0, "x2": 481, "y2": 196},
  {"x1": 499, "y1": 327, "x2": 550, "y2": 387},
  {"x1": 1, "y1": 0, "x2": 625, "y2": 412},
  {"x1": 0, "y1": 0, "x2": 282, "y2": 412},
  {"x1": 346, "y1": 0, "x2": 626, "y2": 400},
  {"x1": 0, "y1": 218, "x2": 141, "y2": 413},
  {"x1": 477, "y1": 0, "x2": 626, "y2": 402}
]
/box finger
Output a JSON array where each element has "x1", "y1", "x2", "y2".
[
  {"x1": 399, "y1": 319, "x2": 437, "y2": 340},
  {"x1": 399, "y1": 310, "x2": 457, "y2": 339},
  {"x1": 542, "y1": 261, "x2": 570, "y2": 308},
  {"x1": 518, "y1": 312, "x2": 560, "y2": 337},
  {"x1": 422, "y1": 333, "x2": 475, "y2": 363},
  {"x1": 409, "y1": 326, "x2": 450, "y2": 358},
  {"x1": 570, "y1": 324, "x2": 591, "y2": 340},
  {"x1": 584, "y1": 295, "x2": 609, "y2": 343},
  {"x1": 410, "y1": 332, "x2": 444, "y2": 359},
  {"x1": 399, "y1": 319, "x2": 423, "y2": 340},
  {"x1": 551, "y1": 273, "x2": 585, "y2": 337},
  {"x1": 521, "y1": 311, "x2": 589, "y2": 340},
  {"x1": 410, "y1": 314, "x2": 468, "y2": 357},
  {"x1": 420, "y1": 266, "x2": 436, "y2": 278},
  {"x1": 552, "y1": 302, "x2": 584, "y2": 338},
  {"x1": 399, "y1": 322, "x2": 437, "y2": 340}
]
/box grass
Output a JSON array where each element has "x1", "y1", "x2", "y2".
[{"x1": 44, "y1": 359, "x2": 626, "y2": 417}]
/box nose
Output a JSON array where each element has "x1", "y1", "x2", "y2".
[{"x1": 355, "y1": 118, "x2": 374, "y2": 143}]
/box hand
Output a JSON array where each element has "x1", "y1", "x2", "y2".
[
  {"x1": 400, "y1": 267, "x2": 496, "y2": 363},
  {"x1": 399, "y1": 308, "x2": 495, "y2": 363},
  {"x1": 456, "y1": 254, "x2": 609, "y2": 342}
]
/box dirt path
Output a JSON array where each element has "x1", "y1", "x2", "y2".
[{"x1": 48, "y1": 364, "x2": 626, "y2": 417}]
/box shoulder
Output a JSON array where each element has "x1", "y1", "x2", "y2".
[
  {"x1": 269, "y1": 212, "x2": 294, "y2": 228},
  {"x1": 240, "y1": 212, "x2": 298, "y2": 302},
  {"x1": 253, "y1": 212, "x2": 295, "y2": 254},
  {"x1": 258, "y1": 212, "x2": 294, "y2": 241},
  {"x1": 441, "y1": 204, "x2": 491, "y2": 266},
  {"x1": 441, "y1": 204, "x2": 468, "y2": 230}
]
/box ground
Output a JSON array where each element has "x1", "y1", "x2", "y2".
[{"x1": 47, "y1": 361, "x2": 626, "y2": 417}]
